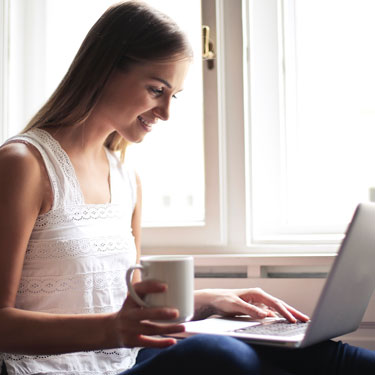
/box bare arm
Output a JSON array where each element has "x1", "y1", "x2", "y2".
[
  {"x1": 0, "y1": 143, "x2": 114, "y2": 354},
  {"x1": 0, "y1": 144, "x2": 182, "y2": 355}
]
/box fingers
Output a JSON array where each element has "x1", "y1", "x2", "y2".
[
  {"x1": 133, "y1": 279, "x2": 167, "y2": 298},
  {"x1": 119, "y1": 309, "x2": 185, "y2": 348},
  {"x1": 118, "y1": 283, "x2": 185, "y2": 348},
  {"x1": 126, "y1": 306, "x2": 180, "y2": 322},
  {"x1": 253, "y1": 303, "x2": 278, "y2": 318},
  {"x1": 117, "y1": 310, "x2": 185, "y2": 348},
  {"x1": 229, "y1": 297, "x2": 269, "y2": 319},
  {"x1": 137, "y1": 335, "x2": 179, "y2": 348},
  {"x1": 280, "y1": 302, "x2": 310, "y2": 322},
  {"x1": 250, "y1": 288, "x2": 310, "y2": 323},
  {"x1": 139, "y1": 321, "x2": 185, "y2": 336},
  {"x1": 130, "y1": 307, "x2": 185, "y2": 336},
  {"x1": 125, "y1": 279, "x2": 167, "y2": 308},
  {"x1": 267, "y1": 299, "x2": 298, "y2": 323}
]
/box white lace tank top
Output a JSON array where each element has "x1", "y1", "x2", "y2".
[{"x1": 1, "y1": 128, "x2": 140, "y2": 375}]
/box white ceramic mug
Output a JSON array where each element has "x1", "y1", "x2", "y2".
[{"x1": 126, "y1": 255, "x2": 194, "y2": 323}]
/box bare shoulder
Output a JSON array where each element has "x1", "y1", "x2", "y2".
[
  {"x1": 0, "y1": 141, "x2": 41, "y2": 165},
  {"x1": 0, "y1": 141, "x2": 45, "y2": 181},
  {"x1": 0, "y1": 142, "x2": 51, "y2": 213}
]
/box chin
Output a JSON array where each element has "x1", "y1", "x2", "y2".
[
  {"x1": 128, "y1": 134, "x2": 146, "y2": 144},
  {"x1": 117, "y1": 130, "x2": 145, "y2": 144}
]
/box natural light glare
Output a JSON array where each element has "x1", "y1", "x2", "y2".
[{"x1": 283, "y1": 0, "x2": 375, "y2": 227}]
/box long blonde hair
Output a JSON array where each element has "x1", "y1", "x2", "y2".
[{"x1": 23, "y1": 1, "x2": 192, "y2": 161}]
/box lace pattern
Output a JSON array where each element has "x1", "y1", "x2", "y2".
[
  {"x1": 31, "y1": 128, "x2": 84, "y2": 205},
  {"x1": 2, "y1": 347, "x2": 140, "y2": 375},
  {"x1": 26, "y1": 234, "x2": 135, "y2": 260},
  {"x1": 17, "y1": 269, "x2": 127, "y2": 295},
  {"x1": 34, "y1": 204, "x2": 127, "y2": 230},
  {"x1": 3, "y1": 348, "x2": 137, "y2": 361}
]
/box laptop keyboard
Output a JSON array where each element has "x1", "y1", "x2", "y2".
[{"x1": 234, "y1": 321, "x2": 309, "y2": 337}]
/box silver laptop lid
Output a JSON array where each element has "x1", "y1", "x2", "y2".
[{"x1": 302, "y1": 202, "x2": 375, "y2": 347}]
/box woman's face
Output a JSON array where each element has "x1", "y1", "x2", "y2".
[{"x1": 93, "y1": 58, "x2": 190, "y2": 143}]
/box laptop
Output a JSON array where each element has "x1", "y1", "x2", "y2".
[{"x1": 169, "y1": 202, "x2": 375, "y2": 348}]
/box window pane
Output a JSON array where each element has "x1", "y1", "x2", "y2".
[
  {"x1": 283, "y1": 0, "x2": 375, "y2": 228},
  {"x1": 246, "y1": 0, "x2": 375, "y2": 241}
]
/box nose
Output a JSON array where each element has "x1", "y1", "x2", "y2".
[{"x1": 153, "y1": 96, "x2": 171, "y2": 121}]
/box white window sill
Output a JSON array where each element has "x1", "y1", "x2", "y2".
[
  {"x1": 142, "y1": 248, "x2": 338, "y2": 278},
  {"x1": 142, "y1": 243, "x2": 340, "y2": 258}
]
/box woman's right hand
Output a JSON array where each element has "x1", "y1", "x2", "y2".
[{"x1": 113, "y1": 279, "x2": 185, "y2": 348}]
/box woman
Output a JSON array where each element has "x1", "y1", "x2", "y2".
[{"x1": 0, "y1": 1, "x2": 373, "y2": 374}]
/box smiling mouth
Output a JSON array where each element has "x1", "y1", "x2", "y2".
[{"x1": 138, "y1": 115, "x2": 155, "y2": 132}]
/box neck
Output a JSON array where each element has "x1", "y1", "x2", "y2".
[{"x1": 43, "y1": 122, "x2": 111, "y2": 161}]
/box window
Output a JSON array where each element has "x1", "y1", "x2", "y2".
[{"x1": 244, "y1": 0, "x2": 375, "y2": 244}]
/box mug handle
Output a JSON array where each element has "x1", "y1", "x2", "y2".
[{"x1": 125, "y1": 265, "x2": 148, "y2": 307}]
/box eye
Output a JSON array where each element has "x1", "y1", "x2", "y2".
[
  {"x1": 148, "y1": 87, "x2": 164, "y2": 97},
  {"x1": 172, "y1": 90, "x2": 183, "y2": 100},
  {"x1": 148, "y1": 86, "x2": 180, "y2": 100}
]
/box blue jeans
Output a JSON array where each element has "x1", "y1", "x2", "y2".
[{"x1": 120, "y1": 334, "x2": 375, "y2": 375}]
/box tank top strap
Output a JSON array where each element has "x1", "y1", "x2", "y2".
[{"x1": 3, "y1": 128, "x2": 84, "y2": 208}]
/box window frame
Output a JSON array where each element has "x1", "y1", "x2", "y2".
[
  {"x1": 142, "y1": 0, "x2": 229, "y2": 250},
  {"x1": 243, "y1": 0, "x2": 366, "y2": 248}
]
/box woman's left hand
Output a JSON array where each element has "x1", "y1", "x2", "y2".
[{"x1": 194, "y1": 288, "x2": 310, "y2": 323}]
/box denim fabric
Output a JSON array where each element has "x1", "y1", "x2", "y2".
[{"x1": 120, "y1": 334, "x2": 375, "y2": 375}]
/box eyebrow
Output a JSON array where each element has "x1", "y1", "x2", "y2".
[{"x1": 150, "y1": 77, "x2": 172, "y2": 89}]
